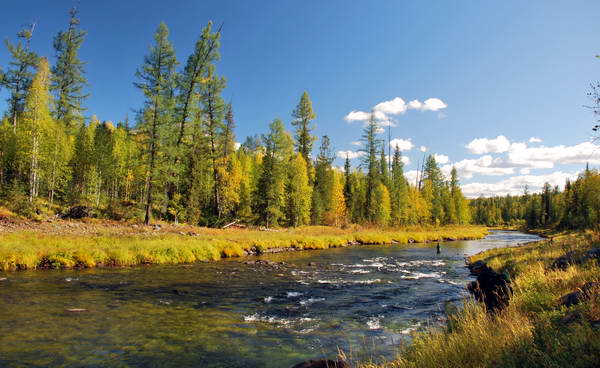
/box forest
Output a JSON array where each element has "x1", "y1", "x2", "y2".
[{"x1": 0, "y1": 11, "x2": 472, "y2": 228}]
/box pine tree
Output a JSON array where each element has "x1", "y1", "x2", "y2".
[
  {"x1": 2, "y1": 25, "x2": 38, "y2": 132},
  {"x1": 291, "y1": 91, "x2": 316, "y2": 167},
  {"x1": 343, "y1": 155, "x2": 353, "y2": 216},
  {"x1": 52, "y1": 7, "x2": 88, "y2": 129},
  {"x1": 135, "y1": 22, "x2": 178, "y2": 225}
]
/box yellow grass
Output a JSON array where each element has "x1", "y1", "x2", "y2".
[
  {"x1": 362, "y1": 231, "x2": 600, "y2": 368},
  {"x1": 0, "y1": 224, "x2": 488, "y2": 271}
]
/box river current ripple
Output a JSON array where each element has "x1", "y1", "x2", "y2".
[{"x1": 0, "y1": 231, "x2": 541, "y2": 368}]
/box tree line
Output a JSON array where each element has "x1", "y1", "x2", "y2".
[
  {"x1": 471, "y1": 167, "x2": 600, "y2": 230},
  {"x1": 0, "y1": 9, "x2": 472, "y2": 227}
]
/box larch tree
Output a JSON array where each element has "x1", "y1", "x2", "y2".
[
  {"x1": 200, "y1": 65, "x2": 227, "y2": 219},
  {"x1": 253, "y1": 119, "x2": 293, "y2": 227},
  {"x1": 312, "y1": 135, "x2": 334, "y2": 224},
  {"x1": 18, "y1": 57, "x2": 53, "y2": 202},
  {"x1": 361, "y1": 112, "x2": 380, "y2": 222},
  {"x1": 2, "y1": 25, "x2": 38, "y2": 132},
  {"x1": 285, "y1": 153, "x2": 312, "y2": 227},
  {"x1": 291, "y1": 91, "x2": 316, "y2": 172},
  {"x1": 134, "y1": 22, "x2": 178, "y2": 225},
  {"x1": 51, "y1": 7, "x2": 88, "y2": 130},
  {"x1": 390, "y1": 145, "x2": 409, "y2": 225},
  {"x1": 324, "y1": 170, "x2": 347, "y2": 227}
]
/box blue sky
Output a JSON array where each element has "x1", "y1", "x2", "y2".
[{"x1": 1, "y1": 1, "x2": 599, "y2": 196}]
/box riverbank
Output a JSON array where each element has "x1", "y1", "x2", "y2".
[
  {"x1": 361, "y1": 231, "x2": 600, "y2": 368},
  {"x1": 0, "y1": 220, "x2": 488, "y2": 272}
]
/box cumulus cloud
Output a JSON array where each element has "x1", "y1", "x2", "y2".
[
  {"x1": 507, "y1": 141, "x2": 600, "y2": 167},
  {"x1": 344, "y1": 110, "x2": 371, "y2": 123},
  {"x1": 433, "y1": 154, "x2": 449, "y2": 164},
  {"x1": 374, "y1": 97, "x2": 408, "y2": 115},
  {"x1": 389, "y1": 138, "x2": 414, "y2": 151},
  {"x1": 234, "y1": 142, "x2": 241, "y2": 151},
  {"x1": 466, "y1": 135, "x2": 511, "y2": 154},
  {"x1": 420, "y1": 98, "x2": 448, "y2": 111},
  {"x1": 529, "y1": 137, "x2": 542, "y2": 143},
  {"x1": 344, "y1": 96, "x2": 447, "y2": 126},
  {"x1": 461, "y1": 171, "x2": 579, "y2": 198},
  {"x1": 337, "y1": 150, "x2": 365, "y2": 160},
  {"x1": 442, "y1": 155, "x2": 514, "y2": 179},
  {"x1": 420, "y1": 146, "x2": 428, "y2": 152}
]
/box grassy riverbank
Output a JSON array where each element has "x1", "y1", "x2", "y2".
[
  {"x1": 361, "y1": 231, "x2": 600, "y2": 368},
  {"x1": 0, "y1": 221, "x2": 487, "y2": 272}
]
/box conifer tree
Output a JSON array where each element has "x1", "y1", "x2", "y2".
[
  {"x1": 18, "y1": 58, "x2": 53, "y2": 202},
  {"x1": 390, "y1": 145, "x2": 409, "y2": 225},
  {"x1": 312, "y1": 136, "x2": 335, "y2": 224},
  {"x1": 135, "y1": 22, "x2": 178, "y2": 225},
  {"x1": 361, "y1": 113, "x2": 380, "y2": 222},
  {"x1": 2, "y1": 25, "x2": 38, "y2": 131},
  {"x1": 285, "y1": 154, "x2": 312, "y2": 226},
  {"x1": 200, "y1": 65, "x2": 227, "y2": 219},
  {"x1": 253, "y1": 119, "x2": 293, "y2": 227},
  {"x1": 324, "y1": 170, "x2": 347, "y2": 226},
  {"x1": 371, "y1": 182, "x2": 391, "y2": 226},
  {"x1": 52, "y1": 7, "x2": 88, "y2": 129},
  {"x1": 343, "y1": 155, "x2": 353, "y2": 215},
  {"x1": 291, "y1": 91, "x2": 316, "y2": 167}
]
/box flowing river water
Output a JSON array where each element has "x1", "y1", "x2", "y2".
[{"x1": 0, "y1": 231, "x2": 541, "y2": 367}]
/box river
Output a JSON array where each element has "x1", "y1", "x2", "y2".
[{"x1": 0, "y1": 230, "x2": 541, "y2": 367}]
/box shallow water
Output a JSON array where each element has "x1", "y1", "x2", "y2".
[{"x1": 0, "y1": 231, "x2": 540, "y2": 367}]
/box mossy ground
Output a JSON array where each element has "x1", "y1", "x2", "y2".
[
  {"x1": 361, "y1": 231, "x2": 600, "y2": 368},
  {"x1": 0, "y1": 222, "x2": 487, "y2": 271}
]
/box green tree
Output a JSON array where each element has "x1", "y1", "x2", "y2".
[
  {"x1": 390, "y1": 145, "x2": 409, "y2": 225},
  {"x1": 291, "y1": 91, "x2": 316, "y2": 167},
  {"x1": 312, "y1": 135, "x2": 334, "y2": 224},
  {"x1": 285, "y1": 154, "x2": 312, "y2": 226},
  {"x1": 135, "y1": 22, "x2": 178, "y2": 225},
  {"x1": 2, "y1": 25, "x2": 38, "y2": 131},
  {"x1": 51, "y1": 7, "x2": 88, "y2": 129},
  {"x1": 253, "y1": 119, "x2": 293, "y2": 227},
  {"x1": 361, "y1": 112, "x2": 380, "y2": 222}
]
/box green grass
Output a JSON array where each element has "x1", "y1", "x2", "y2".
[
  {"x1": 0, "y1": 224, "x2": 488, "y2": 271},
  {"x1": 361, "y1": 231, "x2": 600, "y2": 368}
]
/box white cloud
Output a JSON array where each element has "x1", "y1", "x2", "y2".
[
  {"x1": 433, "y1": 154, "x2": 449, "y2": 164},
  {"x1": 408, "y1": 100, "x2": 422, "y2": 110},
  {"x1": 520, "y1": 168, "x2": 530, "y2": 175},
  {"x1": 461, "y1": 171, "x2": 579, "y2": 198},
  {"x1": 344, "y1": 96, "x2": 447, "y2": 126},
  {"x1": 466, "y1": 135, "x2": 511, "y2": 154},
  {"x1": 351, "y1": 141, "x2": 362, "y2": 146},
  {"x1": 389, "y1": 138, "x2": 414, "y2": 151},
  {"x1": 529, "y1": 137, "x2": 542, "y2": 143},
  {"x1": 420, "y1": 98, "x2": 448, "y2": 111},
  {"x1": 337, "y1": 150, "x2": 365, "y2": 160},
  {"x1": 374, "y1": 97, "x2": 407, "y2": 115},
  {"x1": 442, "y1": 155, "x2": 514, "y2": 179},
  {"x1": 507, "y1": 141, "x2": 600, "y2": 167},
  {"x1": 401, "y1": 156, "x2": 410, "y2": 165},
  {"x1": 234, "y1": 142, "x2": 241, "y2": 150},
  {"x1": 420, "y1": 146, "x2": 428, "y2": 152},
  {"x1": 344, "y1": 110, "x2": 370, "y2": 123}
]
